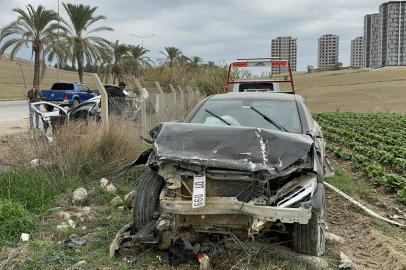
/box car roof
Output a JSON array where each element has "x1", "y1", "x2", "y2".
[{"x1": 209, "y1": 92, "x2": 297, "y2": 101}]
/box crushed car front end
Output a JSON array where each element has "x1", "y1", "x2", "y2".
[{"x1": 147, "y1": 122, "x2": 324, "y2": 239}]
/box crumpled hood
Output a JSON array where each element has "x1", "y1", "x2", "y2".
[{"x1": 151, "y1": 122, "x2": 313, "y2": 172}]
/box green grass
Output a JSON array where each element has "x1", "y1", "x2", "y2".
[
  {"x1": 0, "y1": 199, "x2": 39, "y2": 246},
  {"x1": 326, "y1": 166, "x2": 376, "y2": 199},
  {"x1": 0, "y1": 168, "x2": 79, "y2": 213}
]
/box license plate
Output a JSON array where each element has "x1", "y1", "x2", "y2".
[{"x1": 192, "y1": 173, "x2": 206, "y2": 208}]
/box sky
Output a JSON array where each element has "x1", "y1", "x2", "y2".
[{"x1": 0, "y1": 0, "x2": 387, "y2": 72}]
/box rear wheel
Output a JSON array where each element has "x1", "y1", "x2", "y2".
[
  {"x1": 45, "y1": 105, "x2": 54, "y2": 112},
  {"x1": 70, "y1": 99, "x2": 79, "y2": 109},
  {"x1": 291, "y1": 197, "x2": 325, "y2": 256},
  {"x1": 133, "y1": 170, "x2": 164, "y2": 231}
]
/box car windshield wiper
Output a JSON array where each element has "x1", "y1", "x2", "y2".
[
  {"x1": 204, "y1": 109, "x2": 231, "y2": 126},
  {"x1": 249, "y1": 106, "x2": 289, "y2": 132}
]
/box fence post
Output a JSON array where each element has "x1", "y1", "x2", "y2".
[
  {"x1": 91, "y1": 74, "x2": 108, "y2": 132},
  {"x1": 134, "y1": 78, "x2": 147, "y2": 134},
  {"x1": 169, "y1": 84, "x2": 177, "y2": 108},
  {"x1": 154, "y1": 81, "x2": 165, "y2": 120},
  {"x1": 178, "y1": 86, "x2": 185, "y2": 114}
]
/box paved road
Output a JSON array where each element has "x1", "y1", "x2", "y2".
[{"x1": 0, "y1": 100, "x2": 48, "y2": 123}]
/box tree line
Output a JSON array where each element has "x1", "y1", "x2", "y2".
[{"x1": 0, "y1": 3, "x2": 218, "y2": 88}]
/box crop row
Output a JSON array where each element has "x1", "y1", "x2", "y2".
[
  {"x1": 315, "y1": 112, "x2": 406, "y2": 142},
  {"x1": 327, "y1": 144, "x2": 406, "y2": 204}
]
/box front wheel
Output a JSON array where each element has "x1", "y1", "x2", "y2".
[
  {"x1": 291, "y1": 200, "x2": 325, "y2": 256},
  {"x1": 133, "y1": 170, "x2": 164, "y2": 231}
]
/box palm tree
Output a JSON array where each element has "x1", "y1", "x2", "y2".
[
  {"x1": 61, "y1": 3, "x2": 113, "y2": 83},
  {"x1": 98, "y1": 40, "x2": 130, "y2": 84},
  {"x1": 128, "y1": 45, "x2": 153, "y2": 77},
  {"x1": 188, "y1": 56, "x2": 203, "y2": 68},
  {"x1": 0, "y1": 4, "x2": 64, "y2": 86},
  {"x1": 159, "y1": 46, "x2": 182, "y2": 67}
]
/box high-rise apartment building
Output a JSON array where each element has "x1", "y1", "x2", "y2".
[
  {"x1": 364, "y1": 13, "x2": 381, "y2": 68},
  {"x1": 317, "y1": 34, "x2": 340, "y2": 68},
  {"x1": 379, "y1": 1, "x2": 406, "y2": 66},
  {"x1": 270, "y1": 37, "x2": 297, "y2": 74},
  {"x1": 351, "y1": 36, "x2": 365, "y2": 67}
]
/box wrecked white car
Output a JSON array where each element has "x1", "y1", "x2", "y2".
[
  {"x1": 30, "y1": 97, "x2": 101, "y2": 134},
  {"x1": 122, "y1": 92, "x2": 334, "y2": 260}
]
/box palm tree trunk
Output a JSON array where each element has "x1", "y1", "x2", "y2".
[
  {"x1": 33, "y1": 49, "x2": 41, "y2": 86},
  {"x1": 76, "y1": 50, "x2": 84, "y2": 83}
]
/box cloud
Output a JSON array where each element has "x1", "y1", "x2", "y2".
[{"x1": 0, "y1": 0, "x2": 387, "y2": 71}]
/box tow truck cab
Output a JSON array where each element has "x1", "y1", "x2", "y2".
[{"x1": 225, "y1": 58, "x2": 295, "y2": 94}]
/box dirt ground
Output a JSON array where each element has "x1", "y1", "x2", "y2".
[{"x1": 323, "y1": 155, "x2": 406, "y2": 270}]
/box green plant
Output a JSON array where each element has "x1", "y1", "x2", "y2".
[{"x1": 0, "y1": 199, "x2": 39, "y2": 246}]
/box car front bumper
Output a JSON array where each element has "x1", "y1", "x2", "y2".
[{"x1": 160, "y1": 196, "x2": 312, "y2": 224}]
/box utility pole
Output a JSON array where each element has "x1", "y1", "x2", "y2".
[{"x1": 130, "y1": 34, "x2": 155, "y2": 47}]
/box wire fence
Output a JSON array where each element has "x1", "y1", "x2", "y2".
[{"x1": 102, "y1": 78, "x2": 204, "y2": 136}]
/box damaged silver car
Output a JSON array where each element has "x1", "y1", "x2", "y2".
[{"x1": 125, "y1": 92, "x2": 334, "y2": 258}]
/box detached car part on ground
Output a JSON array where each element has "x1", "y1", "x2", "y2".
[{"x1": 113, "y1": 92, "x2": 334, "y2": 260}]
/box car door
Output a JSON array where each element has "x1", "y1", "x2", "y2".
[{"x1": 67, "y1": 100, "x2": 98, "y2": 122}]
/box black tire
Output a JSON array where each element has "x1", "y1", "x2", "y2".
[
  {"x1": 291, "y1": 198, "x2": 326, "y2": 256},
  {"x1": 70, "y1": 99, "x2": 80, "y2": 109},
  {"x1": 133, "y1": 170, "x2": 164, "y2": 231},
  {"x1": 45, "y1": 105, "x2": 54, "y2": 112}
]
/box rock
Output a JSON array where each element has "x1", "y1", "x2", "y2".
[
  {"x1": 325, "y1": 232, "x2": 344, "y2": 244},
  {"x1": 68, "y1": 219, "x2": 76, "y2": 228},
  {"x1": 124, "y1": 191, "x2": 136, "y2": 210},
  {"x1": 72, "y1": 188, "x2": 87, "y2": 206},
  {"x1": 100, "y1": 178, "x2": 108, "y2": 187},
  {"x1": 1, "y1": 138, "x2": 8, "y2": 143},
  {"x1": 100, "y1": 178, "x2": 117, "y2": 193},
  {"x1": 71, "y1": 260, "x2": 87, "y2": 269},
  {"x1": 57, "y1": 224, "x2": 70, "y2": 231},
  {"x1": 82, "y1": 226, "x2": 87, "y2": 230},
  {"x1": 87, "y1": 215, "x2": 97, "y2": 222},
  {"x1": 110, "y1": 196, "x2": 123, "y2": 206},
  {"x1": 118, "y1": 206, "x2": 124, "y2": 211},
  {"x1": 339, "y1": 252, "x2": 357, "y2": 269},
  {"x1": 57, "y1": 211, "x2": 71, "y2": 220},
  {"x1": 106, "y1": 184, "x2": 117, "y2": 194},
  {"x1": 82, "y1": 207, "x2": 91, "y2": 215}
]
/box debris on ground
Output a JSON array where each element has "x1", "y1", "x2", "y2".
[
  {"x1": 20, "y1": 233, "x2": 29, "y2": 242},
  {"x1": 197, "y1": 253, "x2": 211, "y2": 270},
  {"x1": 30, "y1": 159, "x2": 40, "y2": 167},
  {"x1": 339, "y1": 252, "x2": 357, "y2": 269},
  {"x1": 64, "y1": 238, "x2": 88, "y2": 248},
  {"x1": 168, "y1": 236, "x2": 194, "y2": 266}
]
